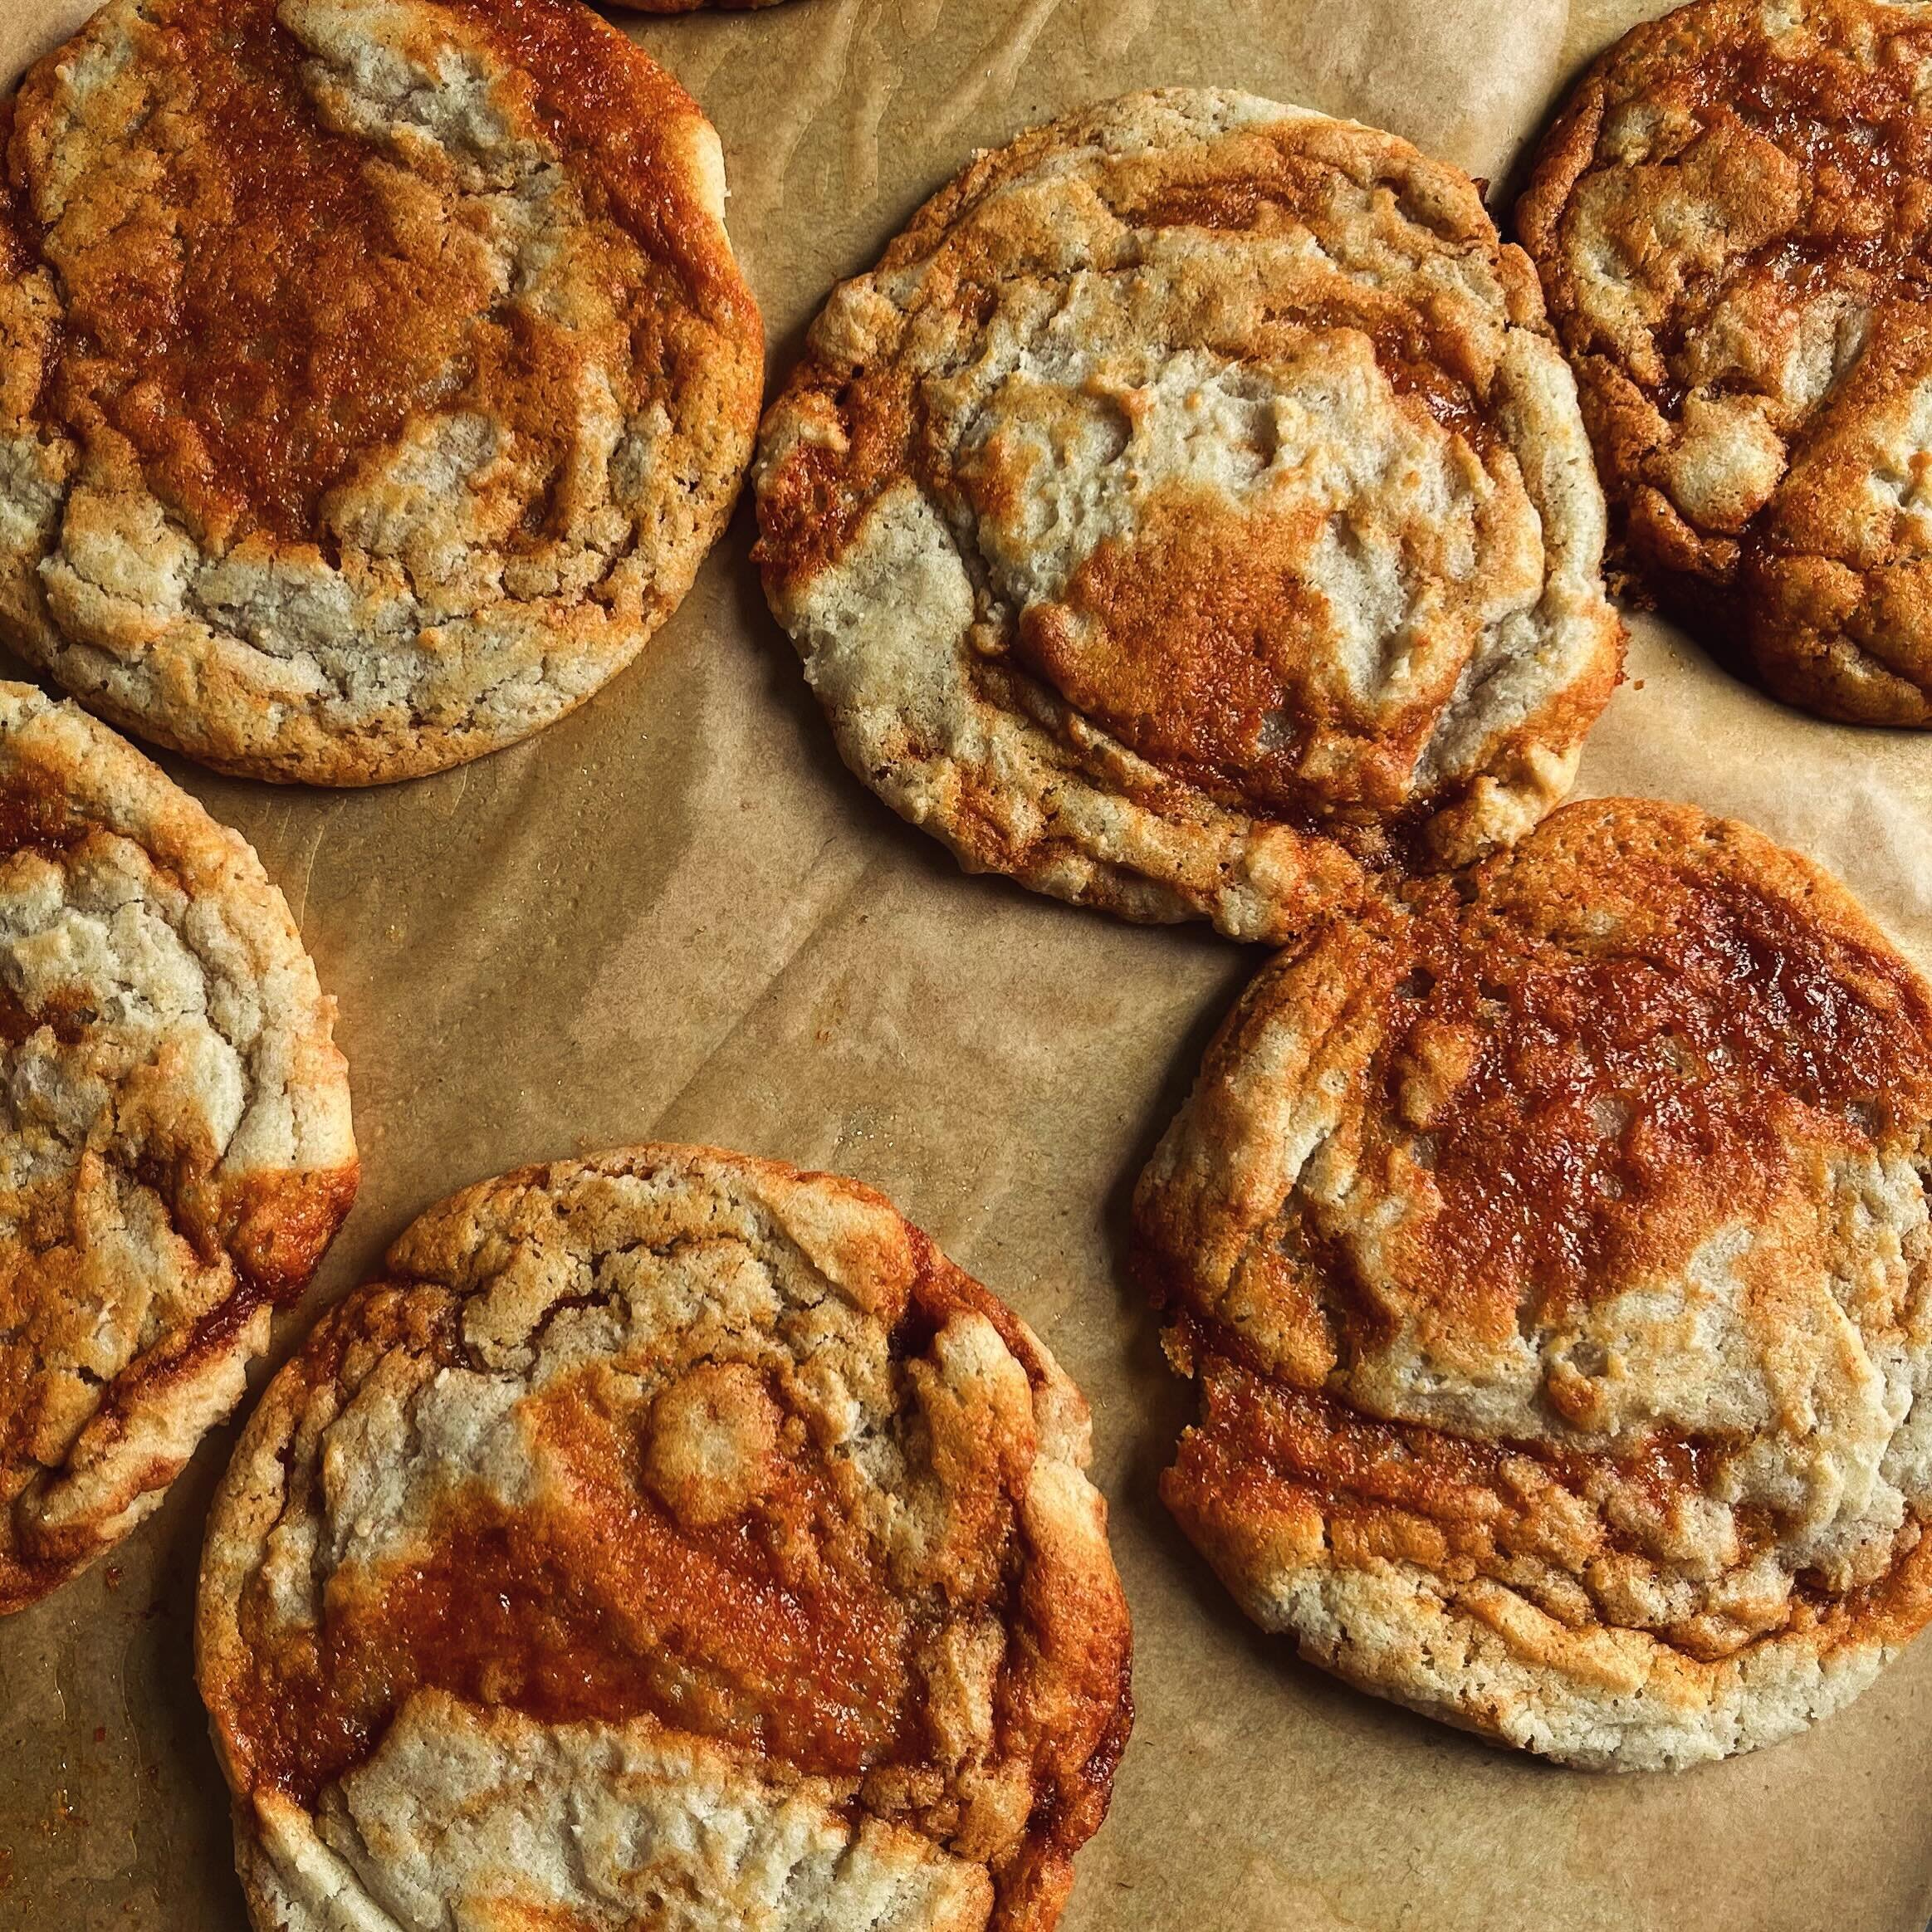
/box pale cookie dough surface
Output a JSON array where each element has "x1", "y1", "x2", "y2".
[
  {"x1": 755, "y1": 89, "x2": 1622, "y2": 943},
  {"x1": 0, "y1": 681, "x2": 356, "y2": 1614},
  {"x1": 198, "y1": 1146, "x2": 1132, "y2": 1932},
  {"x1": 0, "y1": 0, "x2": 762, "y2": 784},
  {"x1": 1135, "y1": 796, "x2": 1932, "y2": 1768},
  {"x1": 1520, "y1": 0, "x2": 1932, "y2": 726}
]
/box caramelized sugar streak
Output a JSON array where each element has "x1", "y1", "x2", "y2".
[
  {"x1": 1171, "y1": 1340, "x2": 1729, "y2": 1542},
  {"x1": 1381, "y1": 859, "x2": 1932, "y2": 1323},
  {"x1": 1018, "y1": 493, "x2": 1337, "y2": 819},
  {"x1": 440, "y1": 0, "x2": 735, "y2": 312},
  {"x1": 1127, "y1": 154, "x2": 1499, "y2": 456},
  {"x1": 1609, "y1": 19, "x2": 1932, "y2": 410},
  {"x1": 0, "y1": 99, "x2": 34, "y2": 281},
  {"x1": 226, "y1": 1358, "x2": 929, "y2": 1807},
  {"x1": 56, "y1": 0, "x2": 479, "y2": 541},
  {"x1": 1170, "y1": 1338, "x2": 1932, "y2": 1654},
  {"x1": 20, "y1": 0, "x2": 741, "y2": 548}
]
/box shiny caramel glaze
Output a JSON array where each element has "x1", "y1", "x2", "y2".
[
  {"x1": 55, "y1": 0, "x2": 476, "y2": 545},
  {"x1": 1015, "y1": 482, "x2": 1511, "y2": 831},
  {"x1": 1376, "y1": 832, "x2": 1930, "y2": 1329},
  {"x1": 1519, "y1": 0, "x2": 1932, "y2": 724},
  {"x1": 199, "y1": 1148, "x2": 1130, "y2": 1932},
  {"x1": 1135, "y1": 798, "x2": 1932, "y2": 1764}
]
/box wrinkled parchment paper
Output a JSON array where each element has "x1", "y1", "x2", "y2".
[{"x1": 2, "y1": 0, "x2": 1930, "y2": 1926}]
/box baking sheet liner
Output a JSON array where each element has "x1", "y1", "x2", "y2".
[{"x1": 1, "y1": 0, "x2": 1929, "y2": 1925}]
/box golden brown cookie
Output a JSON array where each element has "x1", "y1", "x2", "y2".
[
  {"x1": 1136, "y1": 796, "x2": 1932, "y2": 1768},
  {"x1": 755, "y1": 90, "x2": 1623, "y2": 944},
  {"x1": 198, "y1": 1146, "x2": 1131, "y2": 1932},
  {"x1": 1519, "y1": 0, "x2": 1932, "y2": 726},
  {"x1": 0, "y1": 0, "x2": 762, "y2": 784},
  {"x1": 0, "y1": 682, "x2": 356, "y2": 1615}
]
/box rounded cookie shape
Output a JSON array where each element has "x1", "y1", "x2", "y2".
[
  {"x1": 0, "y1": 682, "x2": 356, "y2": 1614},
  {"x1": 198, "y1": 1146, "x2": 1132, "y2": 1932},
  {"x1": 0, "y1": 0, "x2": 763, "y2": 784},
  {"x1": 1134, "y1": 796, "x2": 1932, "y2": 1768},
  {"x1": 755, "y1": 89, "x2": 1622, "y2": 943},
  {"x1": 1519, "y1": 0, "x2": 1932, "y2": 726}
]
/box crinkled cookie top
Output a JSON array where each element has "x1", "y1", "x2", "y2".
[
  {"x1": 1135, "y1": 796, "x2": 1932, "y2": 1768},
  {"x1": 197, "y1": 1147, "x2": 1131, "y2": 1932},
  {"x1": 0, "y1": 682, "x2": 356, "y2": 1614},
  {"x1": 1519, "y1": 0, "x2": 1932, "y2": 726},
  {"x1": 0, "y1": 0, "x2": 762, "y2": 784},
  {"x1": 755, "y1": 89, "x2": 1623, "y2": 943}
]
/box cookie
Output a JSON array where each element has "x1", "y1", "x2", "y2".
[
  {"x1": 1134, "y1": 796, "x2": 1932, "y2": 1768},
  {"x1": 0, "y1": 0, "x2": 762, "y2": 784},
  {"x1": 0, "y1": 682, "x2": 355, "y2": 1614},
  {"x1": 1519, "y1": 0, "x2": 1932, "y2": 726},
  {"x1": 755, "y1": 89, "x2": 1622, "y2": 943},
  {"x1": 198, "y1": 1146, "x2": 1132, "y2": 1932}
]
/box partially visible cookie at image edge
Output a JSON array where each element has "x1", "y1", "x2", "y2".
[
  {"x1": 198, "y1": 1144, "x2": 1131, "y2": 1932},
  {"x1": 0, "y1": 681, "x2": 357, "y2": 1615},
  {"x1": 1519, "y1": 0, "x2": 1932, "y2": 726},
  {"x1": 0, "y1": 0, "x2": 763, "y2": 783},
  {"x1": 756, "y1": 88, "x2": 1623, "y2": 943},
  {"x1": 1136, "y1": 795, "x2": 1932, "y2": 1768}
]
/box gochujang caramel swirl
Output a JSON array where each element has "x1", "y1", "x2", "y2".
[
  {"x1": 198, "y1": 1147, "x2": 1131, "y2": 1932},
  {"x1": 0, "y1": 682, "x2": 356, "y2": 1616},
  {"x1": 755, "y1": 89, "x2": 1622, "y2": 942},
  {"x1": 0, "y1": 0, "x2": 761, "y2": 783},
  {"x1": 1520, "y1": 0, "x2": 1932, "y2": 725},
  {"x1": 1135, "y1": 796, "x2": 1932, "y2": 1768}
]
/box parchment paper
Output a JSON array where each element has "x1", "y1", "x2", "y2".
[{"x1": 2, "y1": 1, "x2": 1930, "y2": 1927}]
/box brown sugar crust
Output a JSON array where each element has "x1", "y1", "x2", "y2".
[
  {"x1": 754, "y1": 90, "x2": 1622, "y2": 944},
  {"x1": 198, "y1": 1146, "x2": 1131, "y2": 1932},
  {"x1": 0, "y1": 682, "x2": 356, "y2": 1615},
  {"x1": 1519, "y1": 0, "x2": 1932, "y2": 726},
  {"x1": 0, "y1": 0, "x2": 761, "y2": 784},
  {"x1": 607, "y1": 0, "x2": 791, "y2": 10},
  {"x1": 1135, "y1": 796, "x2": 1932, "y2": 1767}
]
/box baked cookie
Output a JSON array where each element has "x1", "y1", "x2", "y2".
[
  {"x1": 1135, "y1": 796, "x2": 1932, "y2": 1768},
  {"x1": 755, "y1": 90, "x2": 1622, "y2": 943},
  {"x1": 0, "y1": 0, "x2": 762, "y2": 785},
  {"x1": 0, "y1": 682, "x2": 355, "y2": 1615},
  {"x1": 198, "y1": 1146, "x2": 1131, "y2": 1932},
  {"x1": 1519, "y1": 0, "x2": 1932, "y2": 726}
]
